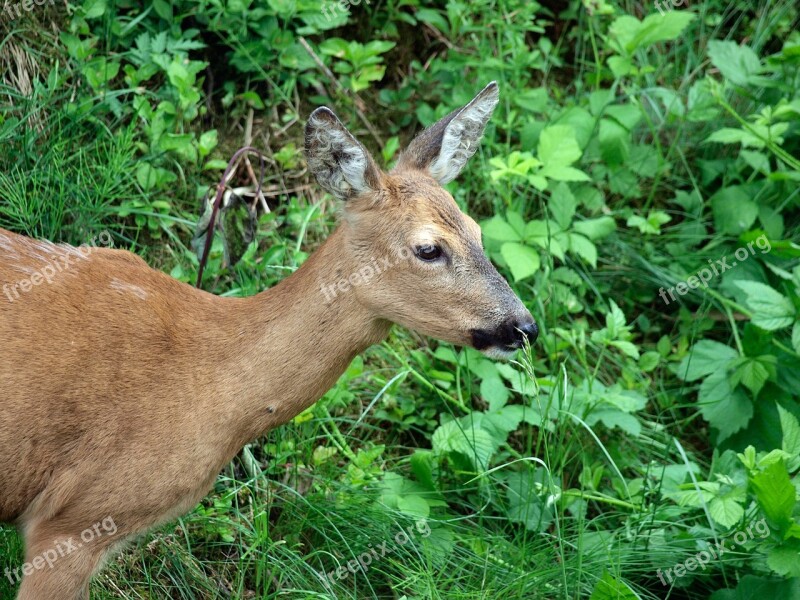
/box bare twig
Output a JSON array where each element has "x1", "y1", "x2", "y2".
[{"x1": 243, "y1": 108, "x2": 270, "y2": 215}]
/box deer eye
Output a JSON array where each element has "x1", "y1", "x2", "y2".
[{"x1": 415, "y1": 244, "x2": 442, "y2": 262}]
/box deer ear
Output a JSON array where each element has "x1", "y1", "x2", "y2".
[
  {"x1": 305, "y1": 107, "x2": 381, "y2": 200},
  {"x1": 395, "y1": 82, "x2": 499, "y2": 184}
]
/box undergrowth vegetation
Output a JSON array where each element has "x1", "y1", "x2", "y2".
[{"x1": 1, "y1": 0, "x2": 799, "y2": 598}]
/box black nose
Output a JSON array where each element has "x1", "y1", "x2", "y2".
[{"x1": 515, "y1": 320, "x2": 539, "y2": 346}]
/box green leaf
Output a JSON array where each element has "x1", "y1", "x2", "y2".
[
  {"x1": 548, "y1": 183, "x2": 576, "y2": 229},
  {"x1": 572, "y1": 216, "x2": 616, "y2": 240},
  {"x1": 708, "y1": 40, "x2": 762, "y2": 86},
  {"x1": 599, "y1": 118, "x2": 630, "y2": 167},
  {"x1": 568, "y1": 233, "x2": 597, "y2": 268},
  {"x1": 410, "y1": 450, "x2": 436, "y2": 491},
  {"x1": 482, "y1": 217, "x2": 521, "y2": 242},
  {"x1": 639, "y1": 351, "x2": 661, "y2": 372},
  {"x1": 778, "y1": 405, "x2": 800, "y2": 457},
  {"x1": 538, "y1": 125, "x2": 583, "y2": 168},
  {"x1": 432, "y1": 419, "x2": 498, "y2": 470},
  {"x1": 766, "y1": 542, "x2": 800, "y2": 577},
  {"x1": 709, "y1": 494, "x2": 745, "y2": 528},
  {"x1": 792, "y1": 322, "x2": 800, "y2": 355},
  {"x1": 698, "y1": 370, "x2": 753, "y2": 441},
  {"x1": 480, "y1": 375, "x2": 509, "y2": 412},
  {"x1": 675, "y1": 340, "x2": 738, "y2": 382},
  {"x1": 589, "y1": 571, "x2": 638, "y2": 600},
  {"x1": 501, "y1": 243, "x2": 541, "y2": 282},
  {"x1": 710, "y1": 186, "x2": 759, "y2": 235},
  {"x1": 397, "y1": 494, "x2": 430, "y2": 518},
  {"x1": 751, "y1": 461, "x2": 796, "y2": 531},
  {"x1": 734, "y1": 281, "x2": 796, "y2": 331},
  {"x1": 729, "y1": 356, "x2": 774, "y2": 397}
]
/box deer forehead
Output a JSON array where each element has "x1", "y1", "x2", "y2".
[{"x1": 382, "y1": 174, "x2": 483, "y2": 249}]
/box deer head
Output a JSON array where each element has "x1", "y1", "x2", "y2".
[{"x1": 305, "y1": 82, "x2": 537, "y2": 358}]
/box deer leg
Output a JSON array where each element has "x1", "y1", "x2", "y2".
[{"x1": 15, "y1": 519, "x2": 121, "y2": 600}]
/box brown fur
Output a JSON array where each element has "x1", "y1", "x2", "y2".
[{"x1": 0, "y1": 84, "x2": 534, "y2": 598}]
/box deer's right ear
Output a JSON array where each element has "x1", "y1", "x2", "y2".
[{"x1": 305, "y1": 107, "x2": 381, "y2": 200}]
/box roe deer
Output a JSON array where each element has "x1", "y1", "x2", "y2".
[{"x1": 0, "y1": 81, "x2": 537, "y2": 599}]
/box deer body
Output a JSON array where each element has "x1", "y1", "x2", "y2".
[{"x1": 0, "y1": 82, "x2": 537, "y2": 598}]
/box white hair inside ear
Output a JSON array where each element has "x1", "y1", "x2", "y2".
[
  {"x1": 305, "y1": 108, "x2": 379, "y2": 200},
  {"x1": 428, "y1": 83, "x2": 500, "y2": 184}
]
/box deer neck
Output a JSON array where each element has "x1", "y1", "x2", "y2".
[{"x1": 215, "y1": 227, "x2": 390, "y2": 446}]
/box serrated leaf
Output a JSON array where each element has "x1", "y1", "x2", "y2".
[
  {"x1": 675, "y1": 340, "x2": 738, "y2": 381},
  {"x1": 710, "y1": 186, "x2": 758, "y2": 235},
  {"x1": 432, "y1": 420, "x2": 498, "y2": 470},
  {"x1": 708, "y1": 40, "x2": 762, "y2": 86},
  {"x1": 482, "y1": 217, "x2": 521, "y2": 242},
  {"x1": 778, "y1": 405, "x2": 800, "y2": 458},
  {"x1": 397, "y1": 494, "x2": 430, "y2": 518},
  {"x1": 766, "y1": 542, "x2": 800, "y2": 577},
  {"x1": 589, "y1": 570, "x2": 638, "y2": 600},
  {"x1": 698, "y1": 370, "x2": 753, "y2": 441},
  {"x1": 548, "y1": 183, "x2": 576, "y2": 229},
  {"x1": 501, "y1": 243, "x2": 540, "y2": 282},
  {"x1": 572, "y1": 216, "x2": 616, "y2": 240},
  {"x1": 569, "y1": 233, "x2": 597, "y2": 267},
  {"x1": 751, "y1": 461, "x2": 796, "y2": 531},
  {"x1": 709, "y1": 495, "x2": 745, "y2": 528},
  {"x1": 734, "y1": 281, "x2": 796, "y2": 331},
  {"x1": 538, "y1": 125, "x2": 583, "y2": 168}
]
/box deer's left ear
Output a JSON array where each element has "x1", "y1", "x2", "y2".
[
  {"x1": 395, "y1": 82, "x2": 499, "y2": 184},
  {"x1": 305, "y1": 107, "x2": 382, "y2": 200}
]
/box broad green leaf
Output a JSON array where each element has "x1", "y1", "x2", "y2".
[
  {"x1": 675, "y1": 340, "x2": 738, "y2": 382},
  {"x1": 397, "y1": 494, "x2": 430, "y2": 518},
  {"x1": 569, "y1": 233, "x2": 597, "y2": 268},
  {"x1": 548, "y1": 183, "x2": 576, "y2": 229},
  {"x1": 708, "y1": 40, "x2": 762, "y2": 86},
  {"x1": 589, "y1": 570, "x2": 638, "y2": 600},
  {"x1": 639, "y1": 351, "x2": 661, "y2": 372},
  {"x1": 538, "y1": 125, "x2": 582, "y2": 168},
  {"x1": 482, "y1": 217, "x2": 521, "y2": 242},
  {"x1": 734, "y1": 281, "x2": 796, "y2": 331},
  {"x1": 627, "y1": 11, "x2": 697, "y2": 53},
  {"x1": 480, "y1": 375, "x2": 509, "y2": 412},
  {"x1": 572, "y1": 216, "x2": 616, "y2": 240},
  {"x1": 792, "y1": 322, "x2": 800, "y2": 355},
  {"x1": 751, "y1": 461, "x2": 796, "y2": 530},
  {"x1": 709, "y1": 494, "x2": 745, "y2": 528},
  {"x1": 501, "y1": 243, "x2": 540, "y2": 282},
  {"x1": 778, "y1": 405, "x2": 800, "y2": 458},
  {"x1": 410, "y1": 450, "x2": 436, "y2": 491},
  {"x1": 599, "y1": 118, "x2": 629, "y2": 167},
  {"x1": 729, "y1": 356, "x2": 774, "y2": 397},
  {"x1": 698, "y1": 370, "x2": 753, "y2": 441},
  {"x1": 710, "y1": 186, "x2": 758, "y2": 235},
  {"x1": 766, "y1": 542, "x2": 800, "y2": 577},
  {"x1": 432, "y1": 419, "x2": 498, "y2": 470},
  {"x1": 587, "y1": 409, "x2": 641, "y2": 437}
]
